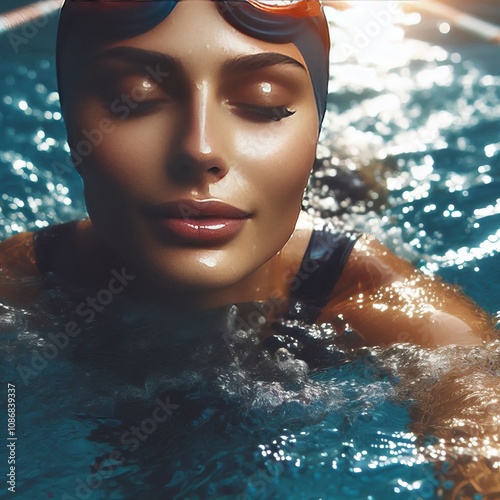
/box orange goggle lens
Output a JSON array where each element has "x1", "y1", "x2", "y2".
[{"x1": 245, "y1": 0, "x2": 321, "y2": 18}]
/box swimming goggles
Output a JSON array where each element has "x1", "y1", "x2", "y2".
[
  {"x1": 68, "y1": 0, "x2": 321, "y2": 18},
  {"x1": 235, "y1": 0, "x2": 321, "y2": 18},
  {"x1": 66, "y1": 0, "x2": 326, "y2": 44}
]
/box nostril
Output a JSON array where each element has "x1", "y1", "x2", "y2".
[
  {"x1": 207, "y1": 166, "x2": 222, "y2": 175},
  {"x1": 168, "y1": 153, "x2": 228, "y2": 185}
]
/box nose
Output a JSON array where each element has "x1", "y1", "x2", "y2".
[{"x1": 170, "y1": 82, "x2": 229, "y2": 185}]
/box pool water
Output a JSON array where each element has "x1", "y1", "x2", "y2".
[{"x1": 1, "y1": 3, "x2": 499, "y2": 500}]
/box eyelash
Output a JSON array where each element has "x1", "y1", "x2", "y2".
[
  {"x1": 235, "y1": 104, "x2": 296, "y2": 122},
  {"x1": 128, "y1": 100, "x2": 166, "y2": 116},
  {"x1": 100, "y1": 97, "x2": 168, "y2": 118}
]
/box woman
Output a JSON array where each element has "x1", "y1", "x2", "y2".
[
  {"x1": 0, "y1": 1, "x2": 498, "y2": 498},
  {"x1": 0, "y1": 0, "x2": 494, "y2": 346}
]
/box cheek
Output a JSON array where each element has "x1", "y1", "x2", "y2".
[
  {"x1": 233, "y1": 122, "x2": 317, "y2": 208},
  {"x1": 71, "y1": 106, "x2": 176, "y2": 195}
]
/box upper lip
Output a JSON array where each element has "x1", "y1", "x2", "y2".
[{"x1": 149, "y1": 199, "x2": 252, "y2": 219}]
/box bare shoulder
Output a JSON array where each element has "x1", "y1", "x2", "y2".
[
  {"x1": 329, "y1": 234, "x2": 409, "y2": 290},
  {"x1": 318, "y1": 235, "x2": 496, "y2": 347},
  {"x1": 0, "y1": 231, "x2": 41, "y2": 307},
  {"x1": 0, "y1": 231, "x2": 38, "y2": 274}
]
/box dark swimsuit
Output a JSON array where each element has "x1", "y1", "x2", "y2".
[
  {"x1": 283, "y1": 218, "x2": 359, "y2": 323},
  {"x1": 32, "y1": 219, "x2": 359, "y2": 323}
]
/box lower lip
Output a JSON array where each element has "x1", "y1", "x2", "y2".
[{"x1": 152, "y1": 217, "x2": 248, "y2": 244}]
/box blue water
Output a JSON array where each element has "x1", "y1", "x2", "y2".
[{"x1": 1, "y1": 3, "x2": 499, "y2": 500}]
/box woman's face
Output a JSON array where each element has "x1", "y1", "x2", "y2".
[{"x1": 68, "y1": 0, "x2": 319, "y2": 297}]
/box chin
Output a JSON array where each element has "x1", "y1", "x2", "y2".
[{"x1": 135, "y1": 249, "x2": 251, "y2": 294}]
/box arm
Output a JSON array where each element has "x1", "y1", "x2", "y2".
[
  {"x1": 319, "y1": 235, "x2": 499, "y2": 497},
  {"x1": 410, "y1": 369, "x2": 500, "y2": 500},
  {"x1": 317, "y1": 234, "x2": 496, "y2": 347},
  {"x1": 0, "y1": 232, "x2": 42, "y2": 308}
]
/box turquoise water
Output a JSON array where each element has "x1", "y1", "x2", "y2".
[{"x1": 1, "y1": 3, "x2": 499, "y2": 499}]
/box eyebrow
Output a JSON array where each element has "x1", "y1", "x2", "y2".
[
  {"x1": 221, "y1": 52, "x2": 306, "y2": 74},
  {"x1": 94, "y1": 46, "x2": 179, "y2": 71},
  {"x1": 93, "y1": 46, "x2": 306, "y2": 75}
]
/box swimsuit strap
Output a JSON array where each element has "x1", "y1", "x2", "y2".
[
  {"x1": 32, "y1": 221, "x2": 79, "y2": 276},
  {"x1": 286, "y1": 219, "x2": 360, "y2": 323}
]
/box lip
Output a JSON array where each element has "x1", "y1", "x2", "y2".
[
  {"x1": 150, "y1": 199, "x2": 251, "y2": 219},
  {"x1": 147, "y1": 199, "x2": 252, "y2": 244}
]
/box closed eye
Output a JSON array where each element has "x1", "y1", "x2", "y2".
[
  {"x1": 125, "y1": 99, "x2": 171, "y2": 117},
  {"x1": 231, "y1": 103, "x2": 296, "y2": 122}
]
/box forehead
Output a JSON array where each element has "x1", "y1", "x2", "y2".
[{"x1": 99, "y1": 0, "x2": 309, "y2": 75}]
